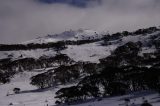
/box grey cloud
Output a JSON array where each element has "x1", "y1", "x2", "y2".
[
  {"x1": 37, "y1": 0, "x2": 102, "y2": 7},
  {"x1": 0, "y1": 0, "x2": 160, "y2": 44}
]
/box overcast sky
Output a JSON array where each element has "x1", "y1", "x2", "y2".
[{"x1": 0, "y1": 0, "x2": 160, "y2": 44}]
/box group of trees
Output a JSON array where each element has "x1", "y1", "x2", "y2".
[
  {"x1": 152, "y1": 32, "x2": 160, "y2": 50},
  {"x1": 30, "y1": 54, "x2": 81, "y2": 88},
  {"x1": 0, "y1": 57, "x2": 53, "y2": 84},
  {"x1": 102, "y1": 26, "x2": 160, "y2": 46},
  {"x1": 0, "y1": 58, "x2": 16, "y2": 84},
  {"x1": 53, "y1": 54, "x2": 74, "y2": 65},
  {"x1": 54, "y1": 64, "x2": 81, "y2": 84},
  {"x1": 30, "y1": 71, "x2": 55, "y2": 89},
  {"x1": 132, "y1": 27, "x2": 159, "y2": 35},
  {"x1": 0, "y1": 53, "x2": 75, "y2": 84},
  {"x1": 0, "y1": 71, "x2": 11, "y2": 84},
  {"x1": 55, "y1": 66, "x2": 160, "y2": 104},
  {"x1": 100, "y1": 41, "x2": 143, "y2": 67},
  {"x1": 0, "y1": 39, "x2": 101, "y2": 51},
  {"x1": 30, "y1": 59, "x2": 100, "y2": 88},
  {"x1": 0, "y1": 41, "x2": 66, "y2": 51},
  {"x1": 0, "y1": 52, "x2": 97, "y2": 85}
]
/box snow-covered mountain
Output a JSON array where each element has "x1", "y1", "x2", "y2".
[{"x1": 0, "y1": 26, "x2": 160, "y2": 106}]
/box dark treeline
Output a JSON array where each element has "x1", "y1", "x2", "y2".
[
  {"x1": 0, "y1": 39, "x2": 101, "y2": 51},
  {"x1": 0, "y1": 41, "x2": 66, "y2": 51},
  {"x1": 30, "y1": 61, "x2": 99, "y2": 88}
]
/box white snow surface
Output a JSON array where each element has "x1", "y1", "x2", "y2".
[
  {"x1": 0, "y1": 72, "x2": 75, "y2": 106},
  {"x1": 0, "y1": 72, "x2": 54, "y2": 106},
  {"x1": 71, "y1": 92, "x2": 160, "y2": 106},
  {"x1": 0, "y1": 49, "x2": 56, "y2": 60},
  {"x1": 62, "y1": 42, "x2": 118, "y2": 62}
]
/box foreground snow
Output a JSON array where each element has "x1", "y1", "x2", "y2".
[
  {"x1": 0, "y1": 72, "x2": 74, "y2": 106},
  {"x1": 0, "y1": 72, "x2": 160, "y2": 106},
  {"x1": 71, "y1": 92, "x2": 160, "y2": 106}
]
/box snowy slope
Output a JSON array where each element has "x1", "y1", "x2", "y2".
[
  {"x1": 62, "y1": 41, "x2": 118, "y2": 62},
  {"x1": 0, "y1": 72, "x2": 76, "y2": 106},
  {"x1": 1, "y1": 30, "x2": 160, "y2": 62},
  {"x1": 23, "y1": 29, "x2": 101, "y2": 44},
  {"x1": 70, "y1": 92, "x2": 160, "y2": 106},
  {"x1": 0, "y1": 72, "x2": 54, "y2": 106},
  {"x1": 0, "y1": 72, "x2": 160, "y2": 106},
  {"x1": 62, "y1": 30, "x2": 160, "y2": 62},
  {"x1": 0, "y1": 49, "x2": 57, "y2": 60},
  {"x1": 0, "y1": 28, "x2": 160, "y2": 106},
  {"x1": 0, "y1": 42, "x2": 110, "y2": 62}
]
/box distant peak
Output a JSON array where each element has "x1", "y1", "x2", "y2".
[{"x1": 23, "y1": 29, "x2": 102, "y2": 44}]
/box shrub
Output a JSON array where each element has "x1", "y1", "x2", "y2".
[{"x1": 13, "y1": 88, "x2": 20, "y2": 94}]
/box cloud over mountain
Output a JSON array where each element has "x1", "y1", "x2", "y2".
[
  {"x1": 38, "y1": 0, "x2": 101, "y2": 7},
  {"x1": 0, "y1": 0, "x2": 160, "y2": 44}
]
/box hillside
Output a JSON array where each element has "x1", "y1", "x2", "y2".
[
  {"x1": 0, "y1": 27, "x2": 159, "y2": 62},
  {"x1": 0, "y1": 26, "x2": 160, "y2": 106}
]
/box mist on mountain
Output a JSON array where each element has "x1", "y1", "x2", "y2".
[{"x1": 0, "y1": 0, "x2": 160, "y2": 43}]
